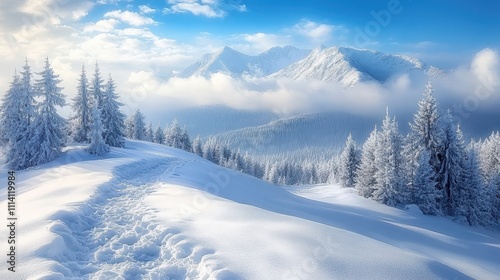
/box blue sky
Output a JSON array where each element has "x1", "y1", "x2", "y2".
[
  {"x1": 79, "y1": 0, "x2": 499, "y2": 67},
  {"x1": 0, "y1": 0, "x2": 499, "y2": 117},
  {"x1": 1, "y1": 0, "x2": 498, "y2": 69}
]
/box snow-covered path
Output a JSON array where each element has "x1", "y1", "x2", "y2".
[{"x1": 44, "y1": 158, "x2": 226, "y2": 279}]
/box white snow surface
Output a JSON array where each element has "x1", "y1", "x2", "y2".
[{"x1": 0, "y1": 140, "x2": 499, "y2": 279}]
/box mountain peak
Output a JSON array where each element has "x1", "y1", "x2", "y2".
[
  {"x1": 272, "y1": 45, "x2": 443, "y2": 87},
  {"x1": 179, "y1": 46, "x2": 310, "y2": 78}
]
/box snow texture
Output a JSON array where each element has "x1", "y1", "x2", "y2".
[{"x1": 0, "y1": 140, "x2": 499, "y2": 280}]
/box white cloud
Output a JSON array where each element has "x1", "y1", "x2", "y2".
[
  {"x1": 471, "y1": 48, "x2": 499, "y2": 90},
  {"x1": 291, "y1": 19, "x2": 343, "y2": 44},
  {"x1": 228, "y1": 33, "x2": 292, "y2": 54},
  {"x1": 164, "y1": 0, "x2": 246, "y2": 18},
  {"x1": 104, "y1": 10, "x2": 156, "y2": 26},
  {"x1": 83, "y1": 19, "x2": 119, "y2": 33},
  {"x1": 139, "y1": 5, "x2": 156, "y2": 14},
  {"x1": 21, "y1": 0, "x2": 94, "y2": 21}
]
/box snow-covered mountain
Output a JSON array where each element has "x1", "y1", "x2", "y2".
[
  {"x1": 272, "y1": 45, "x2": 444, "y2": 87},
  {"x1": 179, "y1": 45, "x2": 444, "y2": 87},
  {"x1": 2, "y1": 140, "x2": 499, "y2": 279},
  {"x1": 178, "y1": 46, "x2": 310, "y2": 78}
]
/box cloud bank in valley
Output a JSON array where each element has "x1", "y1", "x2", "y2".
[{"x1": 123, "y1": 48, "x2": 500, "y2": 121}]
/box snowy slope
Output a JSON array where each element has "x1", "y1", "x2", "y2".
[
  {"x1": 0, "y1": 140, "x2": 499, "y2": 279},
  {"x1": 272, "y1": 45, "x2": 444, "y2": 87},
  {"x1": 212, "y1": 112, "x2": 384, "y2": 155},
  {"x1": 178, "y1": 46, "x2": 309, "y2": 78}
]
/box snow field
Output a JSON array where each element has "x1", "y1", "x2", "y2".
[{"x1": 0, "y1": 140, "x2": 499, "y2": 280}]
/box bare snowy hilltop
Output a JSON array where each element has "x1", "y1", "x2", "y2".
[{"x1": 0, "y1": 140, "x2": 499, "y2": 279}]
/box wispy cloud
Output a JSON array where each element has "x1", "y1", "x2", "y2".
[
  {"x1": 290, "y1": 19, "x2": 345, "y2": 44},
  {"x1": 83, "y1": 18, "x2": 119, "y2": 33},
  {"x1": 104, "y1": 10, "x2": 156, "y2": 26},
  {"x1": 163, "y1": 0, "x2": 246, "y2": 18},
  {"x1": 139, "y1": 5, "x2": 156, "y2": 14},
  {"x1": 230, "y1": 32, "x2": 292, "y2": 54}
]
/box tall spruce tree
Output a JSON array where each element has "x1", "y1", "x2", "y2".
[
  {"x1": 165, "y1": 119, "x2": 183, "y2": 148},
  {"x1": 87, "y1": 102, "x2": 110, "y2": 156},
  {"x1": 0, "y1": 71, "x2": 22, "y2": 146},
  {"x1": 8, "y1": 59, "x2": 37, "y2": 169},
  {"x1": 28, "y1": 58, "x2": 67, "y2": 166},
  {"x1": 71, "y1": 65, "x2": 92, "y2": 143},
  {"x1": 373, "y1": 109, "x2": 406, "y2": 206},
  {"x1": 154, "y1": 123, "x2": 165, "y2": 144},
  {"x1": 413, "y1": 150, "x2": 440, "y2": 215},
  {"x1": 339, "y1": 133, "x2": 360, "y2": 188},
  {"x1": 356, "y1": 126, "x2": 378, "y2": 197},
  {"x1": 90, "y1": 62, "x2": 105, "y2": 110},
  {"x1": 101, "y1": 74, "x2": 125, "y2": 147},
  {"x1": 146, "y1": 122, "x2": 154, "y2": 142},
  {"x1": 192, "y1": 135, "x2": 203, "y2": 156},
  {"x1": 440, "y1": 112, "x2": 466, "y2": 216},
  {"x1": 132, "y1": 109, "x2": 146, "y2": 140},
  {"x1": 457, "y1": 146, "x2": 485, "y2": 226},
  {"x1": 409, "y1": 82, "x2": 444, "y2": 209},
  {"x1": 180, "y1": 126, "x2": 192, "y2": 151}
]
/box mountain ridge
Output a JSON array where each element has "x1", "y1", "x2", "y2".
[
  {"x1": 180, "y1": 45, "x2": 445, "y2": 87},
  {"x1": 178, "y1": 46, "x2": 310, "y2": 78}
]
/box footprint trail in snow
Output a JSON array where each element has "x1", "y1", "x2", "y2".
[{"x1": 46, "y1": 158, "x2": 228, "y2": 279}]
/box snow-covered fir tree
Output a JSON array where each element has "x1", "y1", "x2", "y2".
[
  {"x1": 487, "y1": 173, "x2": 500, "y2": 225},
  {"x1": 71, "y1": 65, "x2": 92, "y2": 143},
  {"x1": 339, "y1": 133, "x2": 360, "y2": 188},
  {"x1": 202, "y1": 137, "x2": 220, "y2": 163},
  {"x1": 90, "y1": 62, "x2": 105, "y2": 110},
  {"x1": 478, "y1": 132, "x2": 500, "y2": 224},
  {"x1": 100, "y1": 74, "x2": 125, "y2": 147},
  {"x1": 413, "y1": 150, "x2": 440, "y2": 215},
  {"x1": 164, "y1": 120, "x2": 192, "y2": 151},
  {"x1": 125, "y1": 115, "x2": 134, "y2": 139},
  {"x1": 165, "y1": 119, "x2": 182, "y2": 148},
  {"x1": 86, "y1": 102, "x2": 110, "y2": 156},
  {"x1": 456, "y1": 146, "x2": 485, "y2": 226},
  {"x1": 410, "y1": 82, "x2": 442, "y2": 152},
  {"x1": 0, "y1": 71, "x2": 22, "y2": 146},
  {"x1": 180, "y1": 126, "x2": 192, "y2": 152},
  {"x1": 409, "y1": 82, "x2": 445, "y2": 203},
  {"x1": 192, "y1": 135, "x2": 203, "y2": 156},
  {"x1": 401, "y1": 133, "x2": 421, "y2": 203},
  {"x1": 154, "y1": 123, "x2": 165, "y2": 144},
  {"x1": 373, "y1": 109, "x2": 407, "y2": 207},
  {"x1": 439, "y1": 112, "x2": 466, "y2": 216},
  {"x1": 356, "y1": 126, "x2": 378, "y2": 197},
  {"x1": 146, "y1": 122, "x2": 154, "y2": 142},
  {"x1": 28, "y1": 58, "x2": 67, "y2": 166},
  {"x1": 131, "y1": 109, "x2": 146, "y2": 140},
  {"x1": 7, "y1": 59, "x2": 37, "y2": 169},
  {"x1": 479, "y1": 131, "x2": 500, "y2": 182}
]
